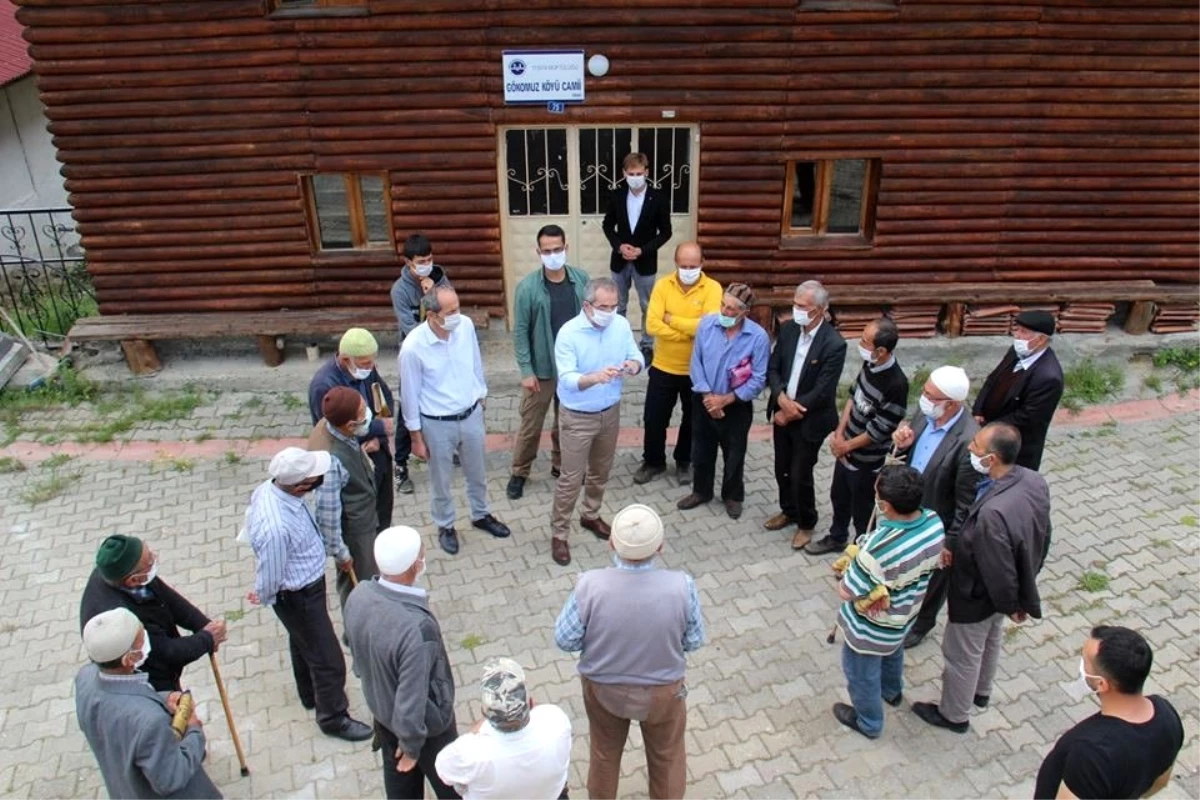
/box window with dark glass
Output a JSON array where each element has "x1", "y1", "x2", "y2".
[
  {"x1": 783, "y1": 158, "x2": 879, "y2": 242},
  {"x1": 302, "y1": 173, "x2": 392, "y2": 252},
  {"x1": 268, "y1": 0, "x2": 367, "y2": 17}
]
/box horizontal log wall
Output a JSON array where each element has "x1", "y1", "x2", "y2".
[{"x1": 14, "y1": 0, "x2": 1200, "y2": 318}]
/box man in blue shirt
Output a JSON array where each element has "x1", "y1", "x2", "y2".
[
  {"x1": 676, "y1": 283, "x2": 770, "y2": 520},
  {"x1": 549, "y1": 276, "x2": 644, "y2": 566}
]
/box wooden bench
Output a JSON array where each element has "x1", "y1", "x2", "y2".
[
  {"x1": 752, "y1": 281, "x2": 1198, "y2": 337},
  {"x1": 67, "y1": 308, "x2": 490, "y2": 375}
]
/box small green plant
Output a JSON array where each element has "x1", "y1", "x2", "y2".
[
  {"x1": 240, "y1": 396, "x2": 265, "y2": 411},
  {"x1": 223, "y1": 450, "x2": 243, "y2": 465},
  {"x1": 20, "y1": 470, "x2": 82, "y2": 505},
  {"x1": 0, "y1": 456, "x2": 26, "y2": 474},
  {"x1": 1153, "y1": 344, "x2": 1200, "y2": 372},
  {"x1": 1061, "y1": 359, "x2": 1124, "y2": 413},
  {"x1": 1180, "y1": 515, "x2": 1199, "y2": 528},
  {"x1": 460, "y1": 633, "x2": 486, "y2": 652},
  {"x1": 907, "y1": 366, "x2": 932, "y2": 406},
  {"x1": 281, "y1": 394, "x2": 305, "y2": 411},
  {"x1": 40, "y1": 453, "x2": 74, "y2": 470},
  {"x1": 1077, "y1": 571, "x2": 1110, "y2": 593},
  {"x1": 1151, "y1": 538, "x2": 1173, "y2": 549},
  {"x1": 167, "y1": 457, "x2": 195, "y2": 473},
  {"x1": 1003, "y1": 625, "x2": 1022, "y2": 642},
  {"x1": 224, "y1": 609, "x2": 246, "y2": 622},
  {"x1": 194, "y1": 431, "x2": 213, "y2": 443},
  {"x1": 1143, "y1": 374, "x2": 1164, "y2": 395}
]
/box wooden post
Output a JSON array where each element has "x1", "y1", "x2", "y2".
[
  {"x1": 120, "y1": 339, "x2": 161, "y2": 375},
  {"x1": 943, "y1": 302, "x2": 965, "y2": 338},
  {"x1": 1123, "y1": 301, "x2": 1156, "y2": 335},
  {"x1": 256, "y1": 335, "x2": 285, "y2": 367}
]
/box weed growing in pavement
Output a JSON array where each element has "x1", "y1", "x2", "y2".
[
  {"x1": 224, "y1": 450, "x2": 243, "y2": 465},
  {"x1": 166, "y1": 457, "x2": 195, "y2": 473},
  {"x1": 907, "y1": 365, "x2": 932, "y2": 406},
  {"x1": 1143, "y1": 373, "x2": 1165, "y2": 395},
  {"x1": 40, "y1": 453, "x2": 73, "y2": 470},
  {"x1": 240, "y1": 396, "x2": 265, "y2": 411},
  {"x1": 20, "y1": 469, "x2": 82, "y2": 505},
  {"x1": 1077, "y1": 571, "x2": 1110, "y2": 593},
  {"x1": 224, "y1": 609, "x2": 246, "y2": 622},
  {"x1": 1153, "y1": 344, "x2": 1200, "y2": 372},
  {"x1": 1061, "y1": 359, "x2": 1124, "y2": 414},
  {"x1": 281, "y1": 393, "x2": 305, "y2": 411},
  {"x1": 460, "y1": 634, "x2": 486, "y2": 652},
  {"x1": 0, "y1": 456, "x2": 26, "y2": 474},
  {"x1": 1180, "y1": 515, "x2": 1199, "y2": 528}
]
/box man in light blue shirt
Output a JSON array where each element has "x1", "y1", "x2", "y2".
[{"x1": 549, "y1": 277, "x2": 644, "y2": 566}]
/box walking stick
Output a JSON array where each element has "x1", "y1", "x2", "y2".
[
  {"x1": 209, "y1": 653, "x2": 250, "y2": 777},
  {"x1": 348, "y1": 564, "x2": 359, "y2": 587}
]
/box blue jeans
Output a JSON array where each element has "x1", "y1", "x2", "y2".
[
  {"x1": 841, "y1": 642, "x2": 905, "y2": 737},
  {"x1": 612, "y1": 262, "x2": 657, "y2": 348}
]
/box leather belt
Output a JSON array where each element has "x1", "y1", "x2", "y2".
[{"x1": 421, "y1": 401, "x2": 479, "y2": 422}]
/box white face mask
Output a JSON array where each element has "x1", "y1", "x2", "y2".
[
  {"x1": 1013, "y1": 337, "x2": 1033, "y2": 357},
  {"x1": 625, "y1": 174, "x2": 646, "y2": 191},
  {"x1": 440, "y1": 313, "x2": 462, "y2": 332},
  {"x1": 857, "y1": 345, "x2": 874, "y2": 364},
  {"x1": 540, "y1": 251, "x2": 566, "y2": 271},
  {"x1": 678, "y1": 267, "x2": 701, "y2": 285},
  {"x1": 132, "y1": 636, "x2": 151, "y2": 669},
  {"x1": 1062, "y1": 658, "x2": 1101, "y2": 702},
  {"x1": 412, "y1": 262, "x2": 434, "y2": 278},
  {"x1": 793, "y1": 307, "x2": 812, "y2": 327},
  {"x1": 415, "y1": 558, "x2": 426, "y2": 580},
  {"x1": 919, "y1": 394, "x2": 946, "y2": 420},
  {"x1": 351, "y1": 367, "x2": 373, "y2": 381},
  {"x1": 969, "y1": 451, "x2": 992, "y2": 475},
  {"x1": 139, "y1": 560, "x2": 158, "y2": 587},
  {"x1": 354, "y1": 405, "x2": 374, "y2": 437},
  {"x1": 589, "y1": 308, "x2": 616, "y2": 328}
]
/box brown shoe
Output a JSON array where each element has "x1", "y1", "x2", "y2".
[
  {"x1": 725, "y1": 500, "x2": 743, "y2": 520},
  {"x1": 676, "y1": 492, "x2": 711, "y2": 510},
  {"x1": 791, "y1": 528, "x2": 813, "y2": 550},
  {"x1": 551, "y1": 538, "x2": 571, "y2": 566},
  {"x1": 580, "y1": 517, "x2": 611, "y2": 540},
  {"x1": 764, "y1": 512, "x2": 793, "y2": 531}
]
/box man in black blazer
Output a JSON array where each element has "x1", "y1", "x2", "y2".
[
  {"x1": 601, "y1": 151, "x2": 673, "y2": 355},
  {"x1": 971, "y1": 310, "x2": 1064, "y2": 470},
  {"x1": 891, "y1": 366, "x2": 981, "y2": 649},
  {"x1": 765, "y1": 280, "x2": 848, "y2": 549}
]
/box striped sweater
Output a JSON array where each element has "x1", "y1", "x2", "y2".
[
  {"x1": 838, "y1": 508, "x2": 945, "y2": 655},
  {"x1": 843, "y1": 358, "x2": 909, "y2": 470}
]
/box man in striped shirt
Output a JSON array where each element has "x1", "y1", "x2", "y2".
[
  {"x1": 833, "y1": 464, "x2": 944, "y2": 738},
  {"x1": 244, "y1": 447, "x2": 372, "y2": 742}
]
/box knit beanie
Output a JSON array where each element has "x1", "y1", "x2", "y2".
[
  {"x1": 338, "y1": 328, "x2": 378, "y2": 357},
  {"x1": 726, "y1": 283, "x2": 755, "y2": 308},
  {"x1": 95, "y1": 535, "x2": 144, "y2": 581}
]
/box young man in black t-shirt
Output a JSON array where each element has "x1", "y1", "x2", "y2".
[{"x1": 1035, "y1": 626, "x2": 1184, "y2": 799}]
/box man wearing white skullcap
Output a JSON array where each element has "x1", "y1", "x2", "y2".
[
  {"x1": 555, "y1": 504, "x2": 706, "y2": 799},
  {"x1": 435, "y1": 657, "x2": 573, "y2": 799},
  {"x1": 75, "y1": 608, "x2": 222, "y2": 799},
  {"x1": 345, "y1": 526, "x2": 459, "y2": 800},
  {"x1": 890, "y1": 365, "x2": 982, "y2": 649}
]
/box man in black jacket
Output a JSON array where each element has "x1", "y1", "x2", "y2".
[
  {"x1": 912, "y1": 423, "x2": 1051, "y2": 734},
  {"x1": 972, "y1": 309, "x2": 1064, "y2": 470},
  {"x1": 79, "y1": 534, "x2": 226, "y2": 693},
  {"x1": 601, "y1": 151, "x2": 673, "y2": 357},
  {"x1": 764, "y1": 280, "x2": 848, "y2": 550}
]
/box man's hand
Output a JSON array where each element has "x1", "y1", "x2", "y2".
[
  {"x1": 411, "y1": 432, "x2": 428, "y2": 461},
  {"x1": 396, "y1": 752, "x2": 417, "y2": 773},
  {"x1": 419, "y1": 277, "x2": 434, "y2": 294},
  {"x1": 663, "y1": 312, "x2": 673, "y2": 325},
  {"x1": 381, "y1": 417, "x2": 395, "y2": 437},
  {"x1": 974, "y1": 415, "x2": 986, "y2": 425},
  {"x1": 203, "y1": 620, "x2": 228, "y2": 649},
  {"x1": 837, "y1": 582, "x2": 854, "y2": 602},
  {"x1": 772, "y1": 410, "x2": 792, "y2": 427},
  {"x1": 589, "y1": 366, "x2": 624, "y2": 385},
  {"x1": 246, "y1": 591, "x2": 260, "y2": 606},
  {"x1": 893, "y1": 422, "x2": 915, "y2": 450},
  {"x1": 470, "y1": 718, "x2": 487, "y2": 734},
  {"x1": 618, "y1": 244, "x2": 636, "y2": 260},
  {"x1": 166, "y1": 692, "x2": 183, "y2": 714},
  {"x1": 336, "y1": 558, "x2": 354, "y2": 573},
  {"x1": 1008, "y1": 610, "x2": 1028, "y2": 623},
  {"x1": 829, "y1": 435, "x2": 850, "y2": 459},
  {"x1": 621, "y1": 360, "x2": 641, "y2": 376},
  {"x1": 940, "y1": 548, "x2": 954, "y2": 568},
  {"x1": 521, "y1": 375, "x2": 541, "y2": 393},
  {"x1": 361, "y1": 439, "x2": 381, "y2": 455},
  {"x1": 631, "y1": 246, "x2": 642, "y2": 258}
]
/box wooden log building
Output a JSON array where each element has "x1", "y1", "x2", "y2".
[{"x1": 12, "y1": 0, "x2": 1200, "y2": 367}]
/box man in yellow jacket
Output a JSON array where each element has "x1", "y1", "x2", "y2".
[{"x1": 634, "y1": 241, "x2": 723, "y2": 486}]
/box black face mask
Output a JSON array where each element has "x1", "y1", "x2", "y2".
[{"x1": 304, "y1": 476, "x2": 325, "y2": 493}]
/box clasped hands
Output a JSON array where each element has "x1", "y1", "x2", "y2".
[
  {"x1": 618, "y1": 244, "x2": 642, "y2": 261},
  {"x1": 772, "y1": 394, "x2": 806, "y2": 426},
  {"x1": 702, "y1": 392, "x2": 735, "y2": 419}
]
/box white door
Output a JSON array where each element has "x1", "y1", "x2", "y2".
[{"x1": 499, "y1": 125, "x2": 699, "y2": 329}]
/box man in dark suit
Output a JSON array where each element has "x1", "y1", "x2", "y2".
[
  {"x1": 890, "y1": 366, "x2": 981, "y2": 649},
  {"x1": 972, "y1": 310, "x2": 1064, "y2": 470},
  {"x1": 765, "y1": 280, "x2": 848, "y2": 550},
  {"x1": 602, "y1": 151, "x2": 673, "y2": 357}
]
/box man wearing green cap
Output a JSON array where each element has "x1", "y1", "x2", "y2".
[
  {"x1": 308, "y1": 326, "x2": 400, "y2": 527},
  {"x1": 80, "y1": 534, "x2": 227, "y2": 693}
]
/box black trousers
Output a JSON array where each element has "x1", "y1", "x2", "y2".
[
  {"x1": 369, "y1": 445, "x2": 395, "y2": 530},
  {"x1": 691, "y1": 395, "x2": 752, "y2": 502},
  {"x1": 773, "y1": 422, "x2": 822, "y2": 530},
  {"x1": 911, "y1": 566, "x2": 950, "y2": 635},
  {"x1": 642, "y1": 367, "x2": 694, "y2": 469},
  {"x1": 393, "y1": 424, "x2": 412, "y2": 469},
  {"x1": 377, "y1": 720, "x2": 460, "y2": 800},
  {"x1": 271, "y1": 577, "x2": 348, "y2": 730},
  {"x1": 828, "y1": 459, "x2": 879, "y2": 545}
]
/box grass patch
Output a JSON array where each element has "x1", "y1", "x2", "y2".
[
  {"x1": 1153, "y1": 344, "x2": 1200, "y2": 372},
  {"x1": 1077, "y1": 571, "x2": 1110, "y2": 593},
  {"x1": 224, "y1": 609, "x2": 246, "y2": 623},
  {"x1": 281, "y1": 394, "x2": 305, "y2": 411},
  {"x1": 240, "y1": 396, "x2": 265, "y2": 411},
  {"x1": 460, "y1": 633, "x2": 486, "y2": 652},
  {"x1": 1061, "y1": 359, "x2": 1124, "y2": 413},
  {"x1": 1151, "y1": 538, "x2": 1173, "y2": 549},
  {"x1": 194, "y1": 431, "x2": 213, "y2": 443},
  {"x1": 20, "y1": 469, "x2": 82, "y2": 505},
  {"x1": 1143, "y1": 374, "x2": 1164, "y2": 395},
  {"x1": 40, "y1": 453, "x2": 74, "y2": 470},
  {"x1": 223, "y1": 450, "x2": 243, "y2": 465},
  {"x1": 0, "y1": 456, "x2": 26, "y2": 474},
  {"x1": 165, "y1": 457, "x2": 195, "y2": 473},
  {"x1": 1180, "y1": 515, "x2": 1198, "y2": 528},
  {"x1": 907, "y1": 365, "x2": 932, "y2": 406}
]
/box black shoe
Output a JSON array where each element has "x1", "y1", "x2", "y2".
[
  {"x1": 506, "y1": 475, "x2": 526, "y2": 500},
  {"x1": 805, "y1": 535, "x2": 845, "y2": 556},
  {"x1": 395, "y1": 469, "x2": 414, "y2": 495},
  {"x1": 321, "y1": 716, "x2": 373, "y2": 742},
  {"x1": 884, "y1": 692, "x2": 903, "y2": 708},
  {"x1": 832, "y1": 703, "x2": 874, "y2": 739},
  {"x1": 453, "y1": 453, "x2": 461, "y2": 467},
  {"x1": 472, "y1": 514, "x2": 511, "y2": 538},
  {"x1": 633, "y1": 462, "x2": 666, "y2": 485},
  {"x1": 974, "y1": 694, "x2": 990, "y2": 709},
  {"x1": 903, "y1": 628, "x2": 931, "y2": 649},
  {"x1": 676, "y1": 463, "x2": 691, "y2": 485},
  {"x1": 725, "y1": 500, "x2": 743, "y2": 520},
  {"x1": 912, "y1": 701, "x2": 969, "y2": 733},
  {"x1": 300, "y1": 697, "x2": 316, "y2": 711},
  {"x1": 551, "y1": 466, "x2": 561, "y2": 479},
  {"x1": 438, "y1": 527, "x2": 460, "y2": 555}
]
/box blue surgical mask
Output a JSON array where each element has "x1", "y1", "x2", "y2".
[{"x1": 718, "y1": 314, "x2": 739, "y2": 329}]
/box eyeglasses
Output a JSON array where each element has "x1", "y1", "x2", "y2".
[{"x1": 589, "y1": 302, "x2": 618, "y2": 313}]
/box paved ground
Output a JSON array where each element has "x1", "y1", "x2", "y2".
[{"x1": 0, "y1": 395, "x2": 1196, "y2": 798}]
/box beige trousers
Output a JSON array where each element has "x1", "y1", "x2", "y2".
[
  {"x1": 551, "y1": 403, "x2": 621, "y2": 540},
  {"x1": 510, "y1": 378, "x2": 561, "y2": 478}
]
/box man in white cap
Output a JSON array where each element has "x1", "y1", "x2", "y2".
[
  {"x1": 345, "y1": 526, "x2": 458, "y2": 799},
  {"x1": 890, "y1": 366, "x2": 981, "y2": 649},
  {"x1": 243, "y1": 446, "x2": 372, "y2": 742},
  {"x1": 75, "y1": 608, "x2": 222, "y2": 799},
  {"x1": 435, "y1": 657, "x2": 573, "y2": 800},
  {"x1": 555, "y1": 504, "x2": 705, "y2": 800}
]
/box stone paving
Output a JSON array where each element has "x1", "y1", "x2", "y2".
[{"x1": 0, "y1": 400, "x2": 1196, "y2": 799}]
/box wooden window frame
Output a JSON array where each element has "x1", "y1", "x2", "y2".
[
  {"x1": 302, "y1": 172, "x2": 394, "y2": 255},
  {"x1": 267, "y1": 0, "x2": 368, "y2": 19},
  {"x1": 781, "y1": 158, "x2": 880, "y2": 250}
]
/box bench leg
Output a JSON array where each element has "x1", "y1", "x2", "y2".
[
  {"x1": 1123, "y1": 301, "x2": 1156, "y2": 335},
  {"x1": 257, "y1": 335, "x2": 285, "y2": 367},
  {"x1": 120, "y1": 339, "x2": 161, "y2": 375},
  {"x1": 943, "y1": 302, "x2": 965, "y2": 338}
]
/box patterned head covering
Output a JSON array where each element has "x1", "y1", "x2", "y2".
[
  {"x1": 480, "y1": 657, "x2": 530, "y2": 732},
  {"x1": 725, "y1": 282, "x2": 755, "y2": 309}
]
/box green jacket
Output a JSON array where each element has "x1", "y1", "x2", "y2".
[{"x1": 513, "y1": 265, "x2": 590, "y2": 379}]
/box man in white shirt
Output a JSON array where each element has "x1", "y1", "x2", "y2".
[
  {"x1": 399, "y1": 285, "x2": 510, "y2": 555},
  {"x1": 436, "y1": 658, "x2": 572, "y2": 800}
]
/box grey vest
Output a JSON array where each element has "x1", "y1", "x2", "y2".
[
  {"x1": 309, "y1": 420, "x2": 378, "y2": 541},
  {"x1": 575, "y1": 567, "x2": 690, "y2": 686}
]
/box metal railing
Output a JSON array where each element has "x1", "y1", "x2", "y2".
[{"x1": 0, "y1": 207, "x2": 96, "y2": 347}]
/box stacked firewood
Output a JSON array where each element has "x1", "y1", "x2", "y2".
[
  {"x1": 887, "y1": 304, "x2": 940, "y2": 339},
  {"x1": 1013, "y1": 305, "x2": 1062, "y2": 333},
  {"x1": 830, "y1": 307, "x2": 884, "y2": 340},
  {"x1": 961, "y1": 305, "x2": 1019, "y2": 336},
  {"x1": 1149, "y1": 303, "x2": 1200, "y2": 334},
  {"x1": 1057, "y1": 303, "x2": 1113, "y2": 334}
]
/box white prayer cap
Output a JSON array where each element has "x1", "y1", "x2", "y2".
[
  {"x1": 375, "y1": 526, "x2": 422, "y2": 575},
  {"x1": 82, "y1": 608, "x2": 141, "y2": 664},
  {"x1": 611, "y1": 504, "x2": 665, "y2": 561},
  {"x1": 929, "y1": 366, "x2": 970, "y2": 402},
  {"x1": 269, "y1": 447, "x2": 331, "y2": 484}
]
